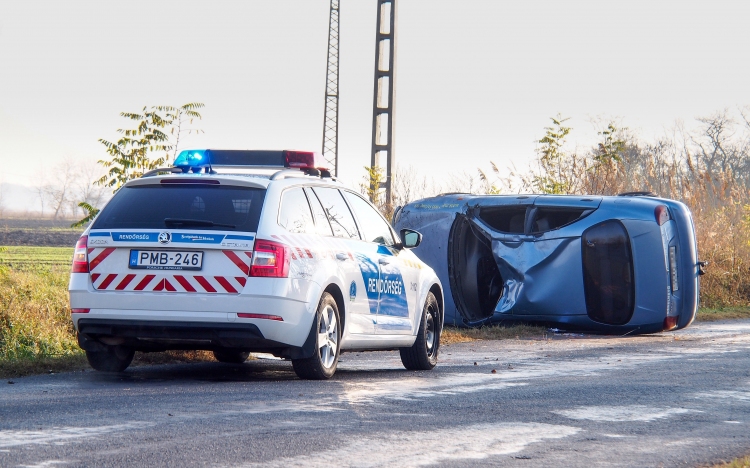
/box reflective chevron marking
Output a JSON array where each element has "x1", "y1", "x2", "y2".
[
  {"x1": 89, "y1": 250, "x2": 252, "y2": 294},
  {"x1": 115, "y1": 274, "x2": 136, "y2": 290},
  {"x1": 89, "y1": 248, "x2": 115, "y2": 271},
  {"x1": 223, "y1": 250, "x2": 251, "y2": 276},
  {"x1": 134, "y1": 275, "x2": 155, "y2": 291}
]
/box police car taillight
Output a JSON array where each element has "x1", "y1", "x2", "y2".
[
  {"x1": 284, "y1": 151, "x2": 328, "y2": 171},
  {"x1": 250, "y1": 240, "x2": 290, "y2": 278},
  {"x1": 71, "y1": 236, "x2": 89, "y2": 273}
]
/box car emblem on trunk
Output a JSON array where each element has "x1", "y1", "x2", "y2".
[{"x1": 158, "y1": 232, "x2": 172, "y2": 244}]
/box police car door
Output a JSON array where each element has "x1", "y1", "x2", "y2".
[
  {"x1": 343, "y1": 192, "x2": 417, "y2": 335},
  {"x1": 309, "y1": 187, "x2": 375, "y2": 335}
]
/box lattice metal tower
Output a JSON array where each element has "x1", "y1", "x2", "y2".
[
  {"x1": 321, "y1": 0, "x2": 340, "y2": 175},
  {"x1": 370, "y1": 0, "x2": 397, "y2": 205}
]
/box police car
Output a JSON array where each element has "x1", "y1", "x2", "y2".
[{"x1": 69, "y1": 150, "x2": 444, "y2": 379}]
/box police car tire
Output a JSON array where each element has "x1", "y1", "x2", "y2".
[
  {"x1": 213, "y1": 350, "x2": 250, "y2": 364},
  {"x1": 85, "y1": 346, "x2": 135, "y2": 372},
  {"x1": 400, "y1": 292, "x2": 439, "y2": 371},
  {"x1": 292, "y1": 292, "x2": 341, "y2": 380}
]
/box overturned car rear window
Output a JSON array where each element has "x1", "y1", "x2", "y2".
[
  {"x1": 92, "y1": 185, "x2": 266, "y2": 232},
  {"x1": 582, "y1": 220, "x2": 635, "y2": 325}
]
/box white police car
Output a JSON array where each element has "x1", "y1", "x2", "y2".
[{"x1": 69, "y1": 150, "x2": 444, "y2": 379}]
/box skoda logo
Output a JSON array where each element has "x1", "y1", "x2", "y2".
[{"x1": 158, "y1": 232, "x2": 172, "y2": 244}]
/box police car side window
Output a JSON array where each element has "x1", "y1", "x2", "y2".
[
  {"x1": 278, "y1": 188, "x2": 315, "y2": 234},
  {"x1": 312, "y1": 187, "x2": 361, "y2": 240},
  {"x1": 343, "y1": 191, "x2": 395, "y2": 246},
  {"x1": 304, "y1": 187, "x2": 334, "y2": 236}
]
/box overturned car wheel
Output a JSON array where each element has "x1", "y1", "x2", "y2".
[
  {"x1": 86, "y1": 345, "x2": 135, "y2": 372},
  {"x1": 400, "y1": 292, "x2": 440, "y2": 370}
]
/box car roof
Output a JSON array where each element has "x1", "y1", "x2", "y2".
[{"x1": 124, "y1": 169, "x2": 345, "y2": 190}]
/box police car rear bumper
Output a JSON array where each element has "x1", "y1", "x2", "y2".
[{"x1": 77, "y1": 318, "x2": 316, "y2": 359}]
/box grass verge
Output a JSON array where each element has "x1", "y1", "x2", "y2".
[
  {"x1": 696, "y1": 307, "x2": 750, "y2": 322},
  {"x1": 710, "y1": 456, "x2": 750, "y2": 468},
  {"x1": 442, "y1": 324, "x2": 548, "y2": 344},
  {"x1": 0, "y1": 351, "x2": 224, "y2": 379},
  {"x1": 1, "y1": 354, "x2": 88, "y2": 380}
]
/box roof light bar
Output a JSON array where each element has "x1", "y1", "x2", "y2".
[
  {"x1": 171, "y1": 149, "x2": 330, "y2": 172},
  {"x1": 283, "y1": 150, "x2": 329, "y2": 171}
]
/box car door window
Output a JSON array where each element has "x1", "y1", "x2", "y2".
[
  {"x1": 304, "y1": 187, "x2": 334, "y2": 236},
  {"x1": 529, "y1": 207, "x2": 592, "y2": 233},
  {"x1": 477, "y1": 206, "x2": 529, "y2": 234},
  {"x1": 312, "y1": 187, "x2": 360, "y2": 239},
  {"x1": 278, "y1": 187, "x2": 315, "y2": 234},
  {"x1": 343, "y1": 191, "x2": 395, "y2": 246}
]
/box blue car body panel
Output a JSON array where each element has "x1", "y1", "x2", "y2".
[{"x1": 394, "y1": 194, "x2": 699, "y2": 334}]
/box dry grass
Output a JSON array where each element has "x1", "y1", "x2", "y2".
[
  {"x1": 442, "y1": 324, "x2": 548, "y2": 344},
  {"x1": 710, "y1": 456, "x2": 750, "y2": 468},
  {"x1": 0, "y1": 266, "x2": 80, "y2": 361}
]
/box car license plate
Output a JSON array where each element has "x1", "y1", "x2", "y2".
[{"x1": 129, "y1": 250, "x2": 203, "y2": 270}]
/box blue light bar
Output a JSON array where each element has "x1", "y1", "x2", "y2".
[{"x1": 174, "y1": 149, "x2": 209, "y2": 168}]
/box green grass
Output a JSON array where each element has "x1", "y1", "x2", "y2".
[{"x1": 0, "y1": 246, "x2": 73, "y2": 270}]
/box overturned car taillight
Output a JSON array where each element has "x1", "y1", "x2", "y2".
[
  {"x1": 663, "y1": 316, "x2": 678, "y2": 331},
  {"x1": 655, "y1": 205, "x2": 670, "y2": 225},
  {"x1": 71, "y1": 236, "x2": 89, "y2": 273},
  {"x1": 250, "y1": 240, "x2": 290, "y2": 278}
]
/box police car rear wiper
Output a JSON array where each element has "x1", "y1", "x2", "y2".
[{"x1": 164, "y1": 218, "x2": 236, "y2": 229}]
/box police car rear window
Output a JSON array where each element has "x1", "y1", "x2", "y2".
[{"x1": 92, "y1": 185, "x2": 266, "y2": 232}]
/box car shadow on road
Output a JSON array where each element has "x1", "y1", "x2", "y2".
[{"x1": 85, "y1": 356, "x2": 414, "y2": 386}]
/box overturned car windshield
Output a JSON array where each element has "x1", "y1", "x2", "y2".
[{"x1": 92, "y1": 185, "x2": 266, "y2": 232}]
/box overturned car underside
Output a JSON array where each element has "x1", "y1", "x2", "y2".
[{"x1": 394, "y1": 194, "x2": 700, "y2": 334}]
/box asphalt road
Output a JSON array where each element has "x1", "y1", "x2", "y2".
[{"x1": 1, "y1": 320, "x2": 749, "y2": 467}]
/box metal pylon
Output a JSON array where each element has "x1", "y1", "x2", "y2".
[
  {"x1": 322, "y1": 0, "x2": 340, "y2": 176},
  {"x1": 370, "y1": 0, "x2": 397, "y2": 206}
]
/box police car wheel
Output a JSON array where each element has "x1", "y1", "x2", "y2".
[
  {"x1": 85, "y1": 345, "x2": 135, "y2": 372},
  {"x1": 213, "y1": 350, "x2": 250, "y2": 364},
  {"x1": 400, "y1": 292, "x2": 439, "y2": 371},
  {"x1": 292, "y1": 292, "x2": 341, "y2": 380}
]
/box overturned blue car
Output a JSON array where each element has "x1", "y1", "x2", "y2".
[{"x1": 394, "y1": 193, "x2": 702, "y2": 334}]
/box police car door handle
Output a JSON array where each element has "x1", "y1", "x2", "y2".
[
  {"x1": 336, "y1": 252, "x2": 349, "y2": 261},
  {"x1": 378, "y1": 258, "x2": 391, "y2": 265}
]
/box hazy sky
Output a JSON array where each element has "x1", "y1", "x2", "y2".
[{"x1": 1, "y1": 0, "x2": 749, "y2": 197}]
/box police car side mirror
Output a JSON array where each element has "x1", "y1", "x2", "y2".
[{"x1": 400, "y1": 229, "x2": 422, "y2": 249}]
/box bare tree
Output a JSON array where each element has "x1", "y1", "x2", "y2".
[
  {"x1": 74, "y1": 159, "x2": 108, "y2": 217},
  {"x1": 42, "y1": 158, "x2": 77, "y2": 219}
]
